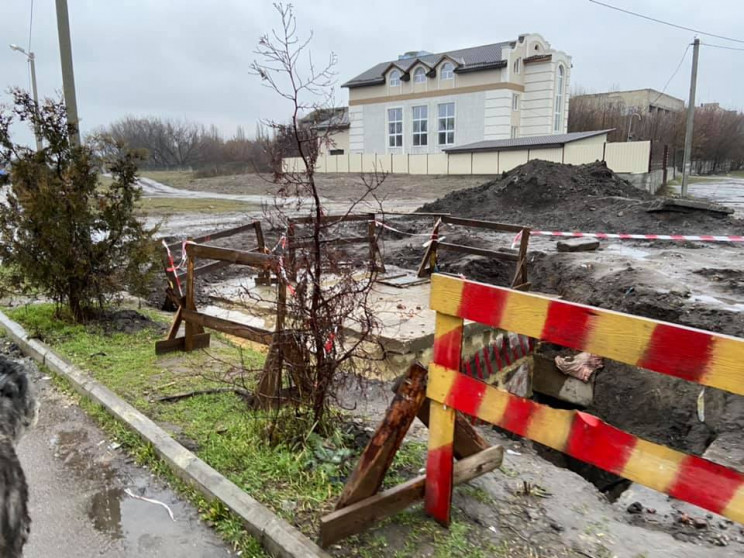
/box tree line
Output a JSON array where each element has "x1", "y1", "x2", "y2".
[
  {"x1": 568, "y1": 95, "x2": 744, "y2": 173},
  {"x1": 97, "y1": 116, "x2": 274, "y2": 175}
]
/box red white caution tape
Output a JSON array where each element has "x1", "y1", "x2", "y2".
[
  {"x1": 514, "y1": 230, "x2": 744, "y2": 245},
  {"x1": 162, "y1": 240, "x2": 183, "y2": 296}
]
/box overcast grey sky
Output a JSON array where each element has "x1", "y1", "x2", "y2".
[{"x1": 2, "y1": 0, "x2": 743, "y2": 145}]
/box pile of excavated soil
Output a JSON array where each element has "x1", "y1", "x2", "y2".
[{"x1": 419, "y1": 160, "x2": 744, "y2": 234}]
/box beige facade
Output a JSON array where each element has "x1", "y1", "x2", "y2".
[
  {"x1": 573, "y1": 89, "x2": 684, "y2": 114},
  {"x1": 343, "y1": 34, "x2": 572, "y2": 155}
]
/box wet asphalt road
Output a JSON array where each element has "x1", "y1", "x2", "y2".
[{"x1": 14, "y1": 351, "x2": 230, "y2": 557}]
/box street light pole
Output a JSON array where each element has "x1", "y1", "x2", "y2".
[
  {"x1": 55, "y1": 0, "x2": 80, "y2": 146},
  {"x1": 9, "y1": 44, "x2": 42, "y2": 151}
]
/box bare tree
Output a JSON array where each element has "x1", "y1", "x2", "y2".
[{"x1": 249, "y1": 3, "x2": 385, "y2": 434}]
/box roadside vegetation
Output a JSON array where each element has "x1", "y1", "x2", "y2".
[{"x1": 2, "y1": 302, "x2": 506, "y2": 557}]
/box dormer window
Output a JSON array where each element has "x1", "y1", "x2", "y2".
[
  {"x1": 413, "y1": 67, "x2": 426, "y2": 83},
  {"x1": 389, "y1": 69, "x2": 401, "y2": 87},
  {"x1": 440, "y1": 62, "x2": 454, "y2": 80}
]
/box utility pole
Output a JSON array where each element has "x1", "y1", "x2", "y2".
[
  {"x1": 681, "y1": 37, "x2": 700, "y2": 197},
  {"x1": 55, "y1": 0, "x2": 80, "y2": 146}
]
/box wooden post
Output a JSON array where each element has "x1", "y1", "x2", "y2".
[
  {"x1": 425, "y1": 311, "x2": 462, "y2": 526},
  {"x1": 287, "y1": 223, "x2": 296, "y2": 281},
  {"x1": 336, "y1": 363, "x2": 427, "y2": 509},
  {"x1": 254, "y1": 221, "x2": 272, "y2": 285},
  {"x1": 512, "y1": 227, "x2": 530, "y2": 288},
  {"x1": 416, "y1": 219, "x2": 441, "y2": 278},
  {"x1": 184, "y1": 250, "x2": 196, "y2": 352}
]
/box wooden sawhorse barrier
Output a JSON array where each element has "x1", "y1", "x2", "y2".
[{"x1": 425, "y1": 273, "x2": 744, "y2": 526}]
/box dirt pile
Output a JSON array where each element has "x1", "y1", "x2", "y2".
[{"x1": 419, "y1": 160, "x2": 743, "y2": 234}]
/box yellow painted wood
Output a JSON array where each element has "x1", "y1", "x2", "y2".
[
  {"x1": 427, "y1": 364, "x2": 458, "y2": 405},
  {"x1": 434, "y1": 312, "x2": 464, "y2": 344},
  {"x1": 430, "y1": 275, "x2": 464, "y2": 318},
  {"x1": 723, "y1": 485, "x2": 744, "y2": 525},
  {"x1": 431, "y1": 275, "x2": 744, "y2": 397},
  {"x1": 428, "y1": 401, "x2": 455, "y2": 450},
  {"x1": 707, "y1": 337, "x2": 744, "y2": 396},
  {"x1": 476, "y1": 383, "x2": 509, "y2": 426},
  {"x1": 526, "y1": 405, "x2": 572, "y2": 452},
  {"x1": 584, "y1": 311, "x2": 654, "y2": 366},
  {"x1": 621, "y1": 439, "x2": 685, "y2": 494},
  {"x1": 499, "y1": 291, "x2": 550, "y2": 339}
]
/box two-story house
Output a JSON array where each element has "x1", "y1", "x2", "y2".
[{"x1": 340, "y1": 33, "x2": 571, "y2": 155}]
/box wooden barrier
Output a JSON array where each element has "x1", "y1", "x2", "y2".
[
  {"x1": 417, "y1": 216, "x2": 530, "y2": 290},
  {"x1": 156, "y1": 242, "x2": 279, "y2": 355},
  {"x1": 286, "y1": 213, "x2": 385, "y2": 280},
  {"x1": 425, "y1": 273, "x2": 744, "y2": 526},
  {"x1": 162, "y1": 221, "x2": 272, "y2": 308}
]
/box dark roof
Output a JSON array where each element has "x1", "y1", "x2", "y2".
[
  {"x1": 342, "y1": 41, "x2": 515, "y2": 88},
  {"x1": 312, "y1": 107, "x2": 350, "y2": 130},
  {"x1": 444, "y1": 130, "x2": 614, "y2": 153}
]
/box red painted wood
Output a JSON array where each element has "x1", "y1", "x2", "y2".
[
  {"x1": 445, "y1": 373, "x2": 486, "y2": 418},
  {"x1": 542, "y1": 299, "x2": 593, "y2": 350},
  {"x1": 457, "y1": 282, "x2": 509, "y2": 329},
  {"x1": 639, "y1": 324, "x2": 714, "y2": 384},
  {"x1": 425, "y1": 443, "x2": 454, "y2": 525},
  {"x1": 500, "y1": 396, "x2": 535, "y2": 437},
  {"x1": 433, "y1": 327, "x2": 463, "y2": 370},
  {"x1": 566, "y1": 412, "x2": 637, "y2": 475},
  {"x1": 668, "y1": 454, "x2": 744, "y2": 515}
]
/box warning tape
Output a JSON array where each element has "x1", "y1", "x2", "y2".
[
  {"x1": 162, "y1": 240, "x2": 183, "y2": 297},
  {"x1": 514, "y1": 230, "x2": 744, "y2": 244}
]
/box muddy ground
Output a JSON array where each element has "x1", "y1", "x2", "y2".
[{"x1": 144, "y1": 164, "x2": 744, "y2": 556}]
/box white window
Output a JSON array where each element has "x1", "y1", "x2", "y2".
[
  {"x1": 412, "y1": 105, "x2": 428, "y2": 146},
  {"x1": 554, "y1": 65, "x2": 565, "y2": 132},
  {"x1": 388, "y1": 108, "x2": 403, "y2": 148},
  {"x1": 389, "y1": 69, "x2": 401, "y2": 87},
  {"x1": 437, "y1": 102, "x2": 455, "y2": 145},
  {"x1": 440, "y1": 62, "x2": 454, "y2": 80},
  {"x1": 512, "y1": 93, "x2": 520, "y2": 111},
  {"x1": 413, "y1": 67, "x2": 426, "y2": 83},
  {"x1": 511, "y1": 126, "x2": 519, "y2": 139},
  {"x1": 513, "y1": 57, "x2": 521, "y2": 74}
]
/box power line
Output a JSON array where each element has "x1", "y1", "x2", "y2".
[
  {"x1": 588, "y1": 0, "x2": 744, "y2": 44},
  {"x1": 650, "y1": 43, "x2": 690, "y2": 106},
  {"x1": 701, "y1": 41, "x2": 744, "y2": 52}
]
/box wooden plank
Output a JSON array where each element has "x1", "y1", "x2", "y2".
[
  {"x1": 427, "y1": 363, "x2": 744, "y2": 525},
  {"x1": 289, "y1": 213, "x2": 374, "y2": 225},
  {"x1": 416, "y1": 219, "x2": 441, "y2": 278},
  {"x1": 319, "y1": 445, "x2": 504, "y2": 547},
  {"x1": 186, "y1": 243, "x2": 276, "y2": 269},
  {"x1": 166, "y1": 306, "x2": 183, "y2": 341},
  {"x1": 336, "y1": 363, "x2": 427, "y2": 509},
  {"x1": 176, "y1": 259, "x2": 230, "y2": 278},
  {"x1": 167, "y1": 222, "x2": 260, "y2": 250},
  {"x1": 424, "y1": 312, "x2": 462, "y2": 526},
  {"x1": 155, "y1": 333, "x2": 211, "y2": 355},
  {"x1": 513, "y1": 228, "x2": 530, "y2": 287},
  {"x1": 184, "y1": 253, "x2": 196, "y2": 351},
  {"x1": 437, "y1": 242, "x2": 519, "y2": 261},
  {"x1": 181, "y1": 309, "x2": 274, "y2": 345},
  {"x1": 441, "y1": 215, "x2": 524, "y2": 233},
  {"x1": 290, "y1": 236, "x2": 369, "y2": 249},
  {"x1": 429, "y1": 273, "x2": 744, "y2": 396}
]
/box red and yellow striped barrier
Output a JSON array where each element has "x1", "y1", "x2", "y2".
[{"x1": 424, "y1": 273, "x2": 744, "y2": 526}]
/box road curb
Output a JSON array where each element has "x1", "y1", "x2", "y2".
[{"x1": 0, "y1": 310, "x2": 329, "y2": 558}]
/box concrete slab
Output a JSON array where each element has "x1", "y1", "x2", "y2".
[
  {"x1": 557, "y1": 238, "x2": 600, "y2": 252},
  {"x1": 532, "y1": 354, "x2": 594, "y2": 407}
]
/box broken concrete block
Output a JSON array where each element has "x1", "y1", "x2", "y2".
[
  {"x1": 646, "y1": 198, "x2": 734, "y2": 215},
  {"x1": 532, "y1": 354, "x2": 594, "y2": 407},
  {"x1": 556, "y1": 238, "x2": 600, "y2": 252}
]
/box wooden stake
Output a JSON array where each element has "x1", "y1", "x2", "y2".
[
  {"x1": 319, "y1": 445, "x2": 504, "y2": 547},
  {"x1": 336, "y1": 362, "x2": 427, "y2": 509}
]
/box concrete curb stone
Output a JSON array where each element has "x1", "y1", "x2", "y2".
[{"x1": 0, "y1": 310, "x2": 329, "y2": 558}]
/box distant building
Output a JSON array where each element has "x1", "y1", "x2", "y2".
[
  {"x1": 340, "y1": 33, "x2": 572, "y2": 154},
  {"x1": 572, "y1": 89, "x2": 684, "y2": 115}
]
